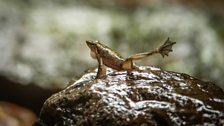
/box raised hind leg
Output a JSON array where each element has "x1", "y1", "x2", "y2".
[{"x1": 122, "y1": 37, "x2": 176, "y2": 70}]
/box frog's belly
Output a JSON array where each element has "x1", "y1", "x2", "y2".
[{"x1": 103, "y1": 58, "x2": 124, "y2": 71}]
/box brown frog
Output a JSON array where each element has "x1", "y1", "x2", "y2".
[{"x1": 86, "y1": 38, "x2": 176, "y2": 79}]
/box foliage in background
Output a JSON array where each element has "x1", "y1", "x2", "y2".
[{"x1": 0, "y1": 1, "x2": 224, "y2": 89}]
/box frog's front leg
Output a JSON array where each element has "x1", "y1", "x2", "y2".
[{"x1": 96, "y1": 57, "x2": 107, "y2": 79}]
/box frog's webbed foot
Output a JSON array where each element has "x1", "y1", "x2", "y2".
[
  {"x1": 96, "y1": 58, "x2": 107, "y2": 79},
  {"x1": 158, "y1": 37, "x2": 176, "y2": 58}
]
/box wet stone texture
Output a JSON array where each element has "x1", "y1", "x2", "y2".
[{"x1": 35, "y1": 66, "x2": 224, "y2": 126}]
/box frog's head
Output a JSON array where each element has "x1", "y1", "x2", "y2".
[
  {"x1": 86, "y1": 40, "x2": 99, "y2": 59},
  {"x1": 86, "y1": 40, "x2": 98, "y2": 51}
]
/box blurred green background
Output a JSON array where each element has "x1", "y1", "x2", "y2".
[
  {"x1": 0, "y1": 0, "x2": 224, "y2": 91},
  {"x1": 0, "y1": 0, "x2": 224, "y2": 118}
]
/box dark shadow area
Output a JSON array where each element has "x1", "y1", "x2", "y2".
[{"x1": 0, "y1": 76, "x2": 59, "y2": 115}]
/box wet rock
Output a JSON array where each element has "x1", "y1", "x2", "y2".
[
  {"x1": 0, "y1": 101, "x2": 36, "y2": 126},
  {"x1": 35, "y1": 66, "x2": 224, "y2": 126}
]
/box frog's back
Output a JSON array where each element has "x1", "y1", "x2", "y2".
[{"x1": 97, "y1": 42, "x2": 125, "y2": 70}]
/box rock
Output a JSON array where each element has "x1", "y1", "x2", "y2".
[
  {"x1": 0, "y1": 101, "x2": 36, "y2": 126},
  {"x1": 34, "y1": 66, "x2": 224, "y2": 126}
]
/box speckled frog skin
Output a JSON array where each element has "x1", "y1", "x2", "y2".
[{"x1": 86, "y1": 38, "x2": 176, "y2": 79}]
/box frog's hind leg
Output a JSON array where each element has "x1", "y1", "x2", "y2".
[
  {"x1": 122, "y1": 37, "x2": 176, "y2": 75},
  {"x1": 123, "y1": 38, "x2": 176, "y2": 63},
  {"x1": 122, "y1": 48, "x2": 159, "y2": 72},
  {"x1": 158, "y1": 38, "x2": 176, "y2": 58},
  {"x1": 96, "y1": 58, "x2": 107, "y2": 79},
  {"x1": 122, "y1": 58, "x2": 138, "y2": 76}
]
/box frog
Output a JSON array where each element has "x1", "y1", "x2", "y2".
[{"x1": 86, "y1": 38, "x2": 176, "y2": 79}]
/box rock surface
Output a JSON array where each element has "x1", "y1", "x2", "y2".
[{"x1": 35, "y1": 66, "x2": 224, "y2": 126}]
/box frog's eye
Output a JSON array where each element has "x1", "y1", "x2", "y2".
[{"x1": 86, "y1": 40, "x2": 96, "y2": 47}]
